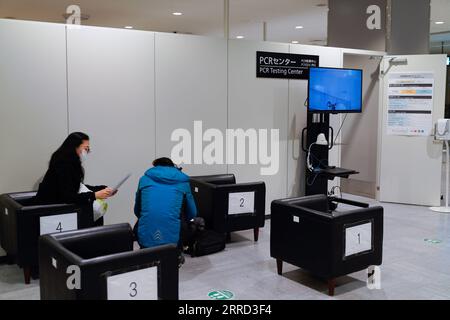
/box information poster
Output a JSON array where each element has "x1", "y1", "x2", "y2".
[{"x1": 387, "y1": 73, "x2": 434, "y2": 136}]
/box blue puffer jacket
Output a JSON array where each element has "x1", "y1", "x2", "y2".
[{"x1": 134, "y1": 166, "x2": 197, "y2": 248}]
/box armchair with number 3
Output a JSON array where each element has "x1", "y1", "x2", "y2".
[
  {"x1": 39, "y1": 224, "x2": 179, "y2": 300},
  {"x1": 190, "y1": 174, "x2": 266, "y2": 242}
]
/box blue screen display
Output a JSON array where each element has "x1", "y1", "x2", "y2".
[{"x1": 308, "y1": 67, "x2": 362, "y2": 113}]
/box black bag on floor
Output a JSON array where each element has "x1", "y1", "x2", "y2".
[{"x1": 188, "y1": 229, "x2": 226, "y2": 257}]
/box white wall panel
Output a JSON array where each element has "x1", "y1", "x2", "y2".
[
  {"x1": 67, "y1": 26, "x2": 155, "y2": 226},
  {"x1": 228, "y1": 40, "x2": 289, "y2": 213},
  {"x1": 155, "y1": 33, "x2": 228, "y2": 176},
  {"x1": 0, "y1": 19, "x2": 69, "y2": 256},
  {"x1": 378, "y1": 54, "x2": 447, "y2": 206},
  {"x1": 0, "y1": 19, "x2": 68, "y2": 194}
]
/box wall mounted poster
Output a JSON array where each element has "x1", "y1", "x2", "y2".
[{"x1": 387, "y1": 73, "x2": 434, "y2": 136}]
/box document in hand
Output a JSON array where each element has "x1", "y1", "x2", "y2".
[{"x1": 112, "y1": 173, "x2": 132, "y2": 191}]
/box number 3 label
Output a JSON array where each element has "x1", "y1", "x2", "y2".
[
  {"x1": 107, "y1": 266, "x2": 158, "y2": 300},
  {"x1": 228, "y1": 192, "x2": 255, "y2": 215}
]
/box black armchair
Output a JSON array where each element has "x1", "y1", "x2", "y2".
[
  {"x1": 270, "y1": 195, "x2": 383, "y2": 296},
  {"x1": 39, "y1": 223, "x2": 179, "y2": 300},
  {"x1": 190, "y1": 174, "x2": 266, "y2": 242},
  {"x1": 0, "y1": 191, "x2": 95, "y2": 284}
]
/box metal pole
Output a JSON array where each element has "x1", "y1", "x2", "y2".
[
  {"x1": 224, "y1": 0, "x2": 229, "y2": 39},
  {"x1": 263, "y1": 21, "x2": 267, "y2": 41},
  {"x1": 446, "y1": 140, "x2": 449, "y2": 208}
]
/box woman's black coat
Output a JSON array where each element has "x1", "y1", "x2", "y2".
[{"x1": 35, "y1": 159, "x2": 105, "y2": 206}]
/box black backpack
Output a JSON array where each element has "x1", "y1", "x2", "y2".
[
  {"x1": 181, "y1": 216, "x2": 226, "y2": 257},
  {"x1": 179, "y1": 194, "x2": 226, "y2": 257},
  {"x1": 188, "y1": 229, "x2": 226, "y2": 257}
]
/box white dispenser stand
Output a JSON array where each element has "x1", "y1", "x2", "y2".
[{"x1": 431, "y1": 120, "x2": 450, "y2": 213}]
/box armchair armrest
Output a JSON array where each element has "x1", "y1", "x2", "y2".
[{"x1": 191, "y1": 174, "x2": 236, "y2": 185}]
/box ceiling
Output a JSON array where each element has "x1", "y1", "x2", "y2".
[{"x1": 0, "y1": 0, "x2": 449, "y2": 46}]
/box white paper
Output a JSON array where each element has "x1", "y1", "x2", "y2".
[
  {"x1": 113, "y1": 173, "x2": 132, "y2": 191},
  {"x1": 107, "y1": 266, "x2": 158, "y2": 300},
  {"x1": 387, "y1": 73, "x2": 434, "y2": 136},
  {"x1": 345, "y1": 222, "x2": 372, "y2": 258},
  {"x1": 39, "y1": 213, "x2": 78, "y2": 236},
  {"x1": 11, "y1": 192, "x2": 37, "y2": 199},
  {"x1": 228, "y1": 192, "x2": 255, "y2": 215}
]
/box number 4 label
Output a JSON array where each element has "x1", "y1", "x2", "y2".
[{"x1": 40, "y1": 213, "x2": 78, "y2": 236}]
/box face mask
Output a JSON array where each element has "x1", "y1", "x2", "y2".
[{"x1": 80, "y1": 150, "x2": 88, "y2": 162}]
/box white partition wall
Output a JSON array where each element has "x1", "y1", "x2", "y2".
[
  {"x1": 0, "y1": 20, "x2": 69, "y2": 194},
  {"x1": 1, "y1": 18, "x2": 394, "y2": 226},
  {"x1": 228, "y1": 40, "x2": 289, "y2": 213},
  {"x1": 0, "y1": 19, "x2": 69, "y2": 256},
  {"x1": 287, "y1": 44, "x2": 343, "y2": 198},
  {"x1": 378, "y1": 54, "x2": 447, "y2": 206},
  {"x1": 155, "y1": 33, "x2": 228, "y2": 176},
  {"x1": 67, "y1": 26, "x2": 156, "y2": 226}
]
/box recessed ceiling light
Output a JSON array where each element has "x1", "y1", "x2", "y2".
[
  {"x1": 295, "y1": 26, "x2": 304, "y2": 29},
  {"x1": 236, "y1": 35, "x2": 244, "y2": 39},
  {"x1": 172, "y1": 12, "x2": 183, "y2": 16},
  {"x1": 435, "y1": 21, "x2": 445, "y2": 25},
  {"x1": 292, "y1": 41, "x2": 299, "y2": 44},
  {"x1": 124, "y1": 26, "x2": 134, "y2": 29}
]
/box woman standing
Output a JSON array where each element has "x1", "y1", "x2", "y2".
[{"x1": 35, "y1": 132, "x2": 115, "y2": 226}]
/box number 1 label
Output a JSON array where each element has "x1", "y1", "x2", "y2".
[{"x1": 345, "y1": 222, "x2": 372, "y2": 258}]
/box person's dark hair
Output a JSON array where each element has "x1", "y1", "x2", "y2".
[
  {"x1": 153, "y1": 157, "x2": 175, "y2": 167},
  {"x1": 49, "y1": 132, "x2": 89, "y2": 182}
]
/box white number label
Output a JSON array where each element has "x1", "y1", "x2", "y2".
[
  {"x1": 228, "y1": 192, "x2": 255, "y2": 215},
  {"x1": 40, "y1": 213, "x2": 78, "y2": 235},
  {"x1": 107, "y1": 266, "x2": 158, "y2": 300},
  {"x1": 345, "y1": 222, "x2": 372, "y2": 257},
  {"x1": 4, "y1": 208, "x2": 8, "y2": 216}
]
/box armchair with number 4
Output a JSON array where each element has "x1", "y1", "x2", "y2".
[
  {"x1": 0, "y1": 191, "x2": 94, "y2": 284},
  {"x1": 190, "y1": 174, "x2": 266, "y2": 242},
  {"x1": 39, "y1": 223, "x2": 179, "y2": 300},
  {"x1": 270, "y1": 194, "x2": 383, "y2": 296}
]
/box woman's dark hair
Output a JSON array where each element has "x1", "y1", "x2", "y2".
[
  {"x1": 49, "y1": 132, "x2": 89, "y2": 182},
  {"x1": 153, "y1": 157, "x2": 175, "y2": 167}
]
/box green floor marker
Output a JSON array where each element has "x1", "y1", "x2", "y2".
[
  {"x1": 424, "y1": 238, "x2": 442, "y2": 244},
  {"x1": 208, "y1": 290, "x2": 234, "y2": 300}
]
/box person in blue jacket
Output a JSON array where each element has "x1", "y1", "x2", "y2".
[{"x1": 134, "y1": 157, "x2": 197, "y2": 249}]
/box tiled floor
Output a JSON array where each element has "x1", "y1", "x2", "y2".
[{"x1": 1, "y1": 194, "x2": 450, "y2": 300}]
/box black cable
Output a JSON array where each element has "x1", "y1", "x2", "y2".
[
  {"x1": 306, "y1": 172, "x2": 320, "y2": 186},
  {"x1": 333, "y1": 114, "x2": 348, "y2": 145}
]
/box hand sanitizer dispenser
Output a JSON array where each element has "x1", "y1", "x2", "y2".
[{"x1": 435, "y1": 119, "x2": 450, "y2": 141}]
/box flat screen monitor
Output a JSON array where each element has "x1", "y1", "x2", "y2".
[{"x1": 308, "y1": 67, "x2": 363, "y2": 113}]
